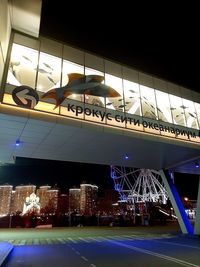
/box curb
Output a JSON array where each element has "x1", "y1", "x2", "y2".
[{"x1": 0, "y1": 242, "x2": 14, "y2": 266}]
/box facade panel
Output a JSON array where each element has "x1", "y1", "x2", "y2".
[{"x1": 1, "y1": 32, "x2": 200, "y2": 146}]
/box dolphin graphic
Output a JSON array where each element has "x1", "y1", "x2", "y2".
[{"x1": 41, "y1": 73, "x2": 120, "y2": 109}]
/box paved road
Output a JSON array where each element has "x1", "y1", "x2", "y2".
[{"x1": 1, "y1": 225, "x2": 200, "y2": 267}]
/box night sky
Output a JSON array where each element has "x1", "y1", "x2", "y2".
[
  {"x1": 40, "y1": 1, "x2": 200, "y2": 92},
  {"x1": 0, "y1": 158, "x2": 199, "y2": 200},
  {"x1": 0, "y1": 158, "x2": 112, "y2": 195},
  {"x1": 1, "y1": 2, "x2": 199, "y2": 200}
]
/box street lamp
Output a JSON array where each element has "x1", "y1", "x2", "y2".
[
  {"x1": 9, "y1": 213, "x2": 13, "y2": 228},
  {"x1": 68, "y1": 195, "x2": 71, "y2": 227}
]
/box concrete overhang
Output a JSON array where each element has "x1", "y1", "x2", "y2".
[
  {"x1": 0, "y1": 104, "x2": 200, "y2": 174},
  {"x1": 8, "y1": 0, "x2": 42, "y2": 37}
]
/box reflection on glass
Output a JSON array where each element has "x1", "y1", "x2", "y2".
[
  {"x1": 62, "y1": 60, "x2": 84, "y2": 102},
  {"x1": 7, "y1": 43, "x2": 38, "y2": 88},
  {"x1": 123, "y1": 80, "x2": 141, "y2": 116},
  {"x1": 169, "y1": 95, "x2": 186, "y2": 126},
  {"x1": 182, "y1": 99, "x2": 198, "y2": 129},
  {"x1": 140, "y1": 85, "x2": 157, "y2": 119},
  {"x1": 194, "y1": 103, "x2": 200, "y2": 128},
  {"x1": 85, "y1": 67, "x2": 105, "y2": 107},
  {"x1": 105, "y1": 74, "x2": 123, "y2": 111},
  {"x1": 5, "y1": 41, "x2": 200, "y2": 135},
  {"x1": 36, "y1": 52, "x2": 61, "y2": 93},
  {"x1": 155, "y1": 90, "x2": 172, "y2": 123}
]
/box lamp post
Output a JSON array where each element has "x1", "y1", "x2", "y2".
[
  {"x1": 68, "y1": 195, "x2": 71, "y2": 227},
  {"x1": 9, "y1": 213, "x2": 13, "y2": 228}
]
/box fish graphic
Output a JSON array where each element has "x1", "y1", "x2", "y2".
[
  {"x1": 47, "y1": 76, "x2": 56, "y2": 85},
  {"x1": 43, "y1": 62, "x2": 54, "y2": 71},
  {"x1": 36, "y1": 68, "x2": 52, "y2": 74},
  {"x1": 22, "y1": 55, "x2": 32, "y2": 63},
  {"x1": 41, "y1": 73, "x2": 120, "y2": 109}
]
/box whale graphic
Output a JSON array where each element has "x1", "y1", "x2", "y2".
[{"x1": 41, "y1": 73, "x2": 120, "y2": 109}]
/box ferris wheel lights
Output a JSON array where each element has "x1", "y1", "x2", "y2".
[{"x1": 110, "y1": 166, "x2": 168, "y2": 205}]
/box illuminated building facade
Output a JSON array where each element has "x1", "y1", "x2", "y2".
[
  {"x1": 0, "y1": 183, "x2": 60, "y2": 215},
  {"x1": 80, "y1": 184, "x2": 98, "y2": 216},
  {"x1": 22, "y1": 192, "x2": 40, "y2": 215},
  {"x1": 36, "y1": 185, "x2": 51, "y2": 210},
  {"x1": 12, "y1": 185, "x2": 36, "y2": 213},
  {"x1": 2, "y1": 34, "x2": 200, "y2": 145},
  {"x1": 0, "y1": 185, "x2": 13, "y2": 216},
  {"x1": 37, "y1": 186, "x2": 59, "y2": 213},
  {"x1": 69, "y1": 188, "x2": 80, "y2": 213},
  {"x1": 46, "y1": 189, "x2": 59, "y2": 214},
  {"x1": 0, "y1": 1, "x2": 200, "y2": 235}
]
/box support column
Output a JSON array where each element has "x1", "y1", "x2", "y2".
[
  {"x1": 194, "y1": 176, "x2": 200, "y2": 235},
  {"x1": 159, "y1": 170, "x2": 193, "y2": 235}
]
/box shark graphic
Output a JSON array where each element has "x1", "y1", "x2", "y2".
[{"x1": 41, "y1": 73, "x2": 120, "y2": 109}]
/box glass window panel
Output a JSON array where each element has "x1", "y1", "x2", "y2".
[
  {"x1": 194, "y1": 102, "x2": 200, "y2": 129},
  {"x1": 155, "y1": 90, "x2": 172, "y2": 123},
  {"x1": 123, "y1": 79, "x2": 141, "y2": 116},
  {"x1": 85, "y1": 67, "x2": 105, "y2": 107},
  {"x1": 6, "y1": 43, "x2": 38, "y2": 88},
  {"x1": 182, "y1": 99, "x2": 198, "y2": 129},
  {"x1": 169, "y1": 95, "x2": 186, "y2": 126},
  {"x1": 104, "y1": 73, "x2": 123, "y2": 111},
  {"x1": 36, "y1": 52, "x2": 61, "y2": 93},
  {"x1": 140, "y1": 85, "x2": 157, "y2": 119},
  {"x1": 62, "y1": 60, "x2": 84, "y2": 102}
]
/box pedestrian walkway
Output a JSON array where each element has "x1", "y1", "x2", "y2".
[{"x1": 1, "y1": 233, "x2": 174, "y2": 246}]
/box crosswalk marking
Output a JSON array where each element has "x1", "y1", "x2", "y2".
[
  {"x1": 78, "y1": 237, "x2": 90, "y2": 243},
  {"x1": 57, "y1": 238, "x2": 66, "y2": 244},
  {"x1": 88, "y1": 237, "x2": 102, "y2": 242},
  {"x1": 1, "y1": 233, "x2": 174, "y2": 246}
]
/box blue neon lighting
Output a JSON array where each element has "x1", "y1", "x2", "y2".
[
  {"x1": 195, "y1": 162, "x2": 199, "y2": 168},
  {"x1": 167, "y1": 171, "x2": 194, "y2": 235},
  {"x1": 15, "y1": 139, "x2": 20, "y2": 146}
]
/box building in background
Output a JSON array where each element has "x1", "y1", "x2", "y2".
[
  {"x1": 36, "y1": 185, "x2": 51, "y2": 211},
  {"x1": 57, "y1": 193, "x2": 69, "y2": 215},
  {"x1": 69, "y1": 188, "x2": 80, "y2": 213},
  {"x1": 0, "y1": 184, "x2": 61, "y2": 215},
  {"x1": 0, "y1": 185, "x2": 13, "y2": 216},
  {"x1": 80, "y1": 184, "x2": 98, "y2": 216},
  {"x1": 22, "y1": 192, "x2": 41, "y2": 215},
  {"x1": 98, "y1": 189, "x2": 119, "y2": 215},
  {"x1": 45, "y1": 189, "x2": 59, "y2": 214},
  {"x1": 12, "y1": 185, "x2": 36, "y2": 213}
]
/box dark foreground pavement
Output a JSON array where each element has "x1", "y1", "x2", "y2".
[{"x1": 1, "y1": 223, "x2": 200, "y2": 267}]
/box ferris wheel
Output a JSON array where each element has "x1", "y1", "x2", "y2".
[{"x1": 110, "y1": 166, "x2": 168, "y2": 205}]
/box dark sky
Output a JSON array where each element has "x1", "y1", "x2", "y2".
[
  {"x1": 0, "y1": 158, "x2": 112, "y2": 194},
  {"x1": 40, "y1": 1, "x2": 200, "y2": 92},
  {"x1": 1, "y1": 2, "x2": 199, "y2": 200},
  {"x1": 0, "y1": 158, "x2": 199, "y2": 200}
]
